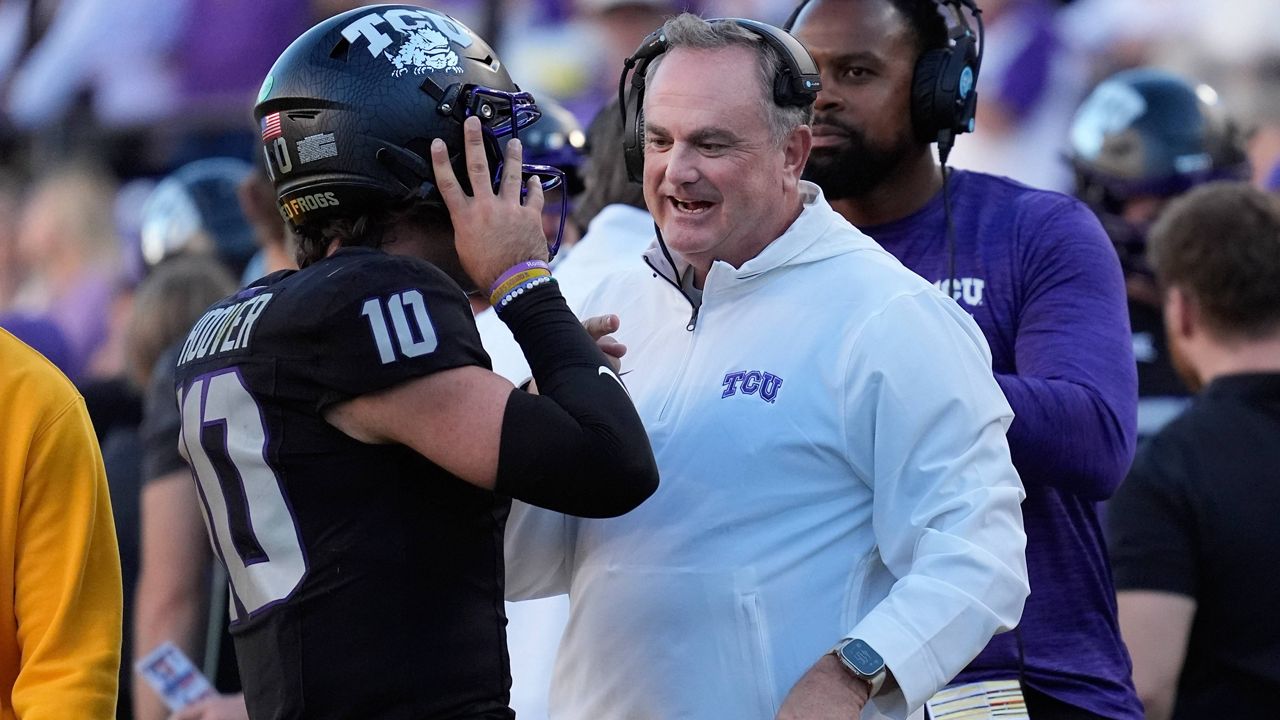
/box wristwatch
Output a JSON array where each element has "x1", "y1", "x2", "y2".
[{"x1": 831, "y1": 638, "x2": 887, "y2": 697}]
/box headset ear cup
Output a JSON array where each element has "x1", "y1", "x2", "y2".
[
  {"x1": 624, "y1": 95, "x2": 645, "y2": 183},
  {"x1": 775, "y1": 71, "x2": 793, "y2": 106},
  {"x1": 951, "y1": 33, "x2": 979, "y2": 135},
  {"x1": 911, "y1": 48, "x2": 950, "y2": 144},
  {"x1": 632, "y1": 110, "x2": 645, "y2": 181}
]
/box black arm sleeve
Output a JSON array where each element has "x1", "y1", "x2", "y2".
[{"x1": 494, "y1": 282, "x2": 659, "y2": 518}]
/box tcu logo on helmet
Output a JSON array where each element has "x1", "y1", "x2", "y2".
[{"x1": 340, "y1": 8, "x2": 474, "y2": 76}]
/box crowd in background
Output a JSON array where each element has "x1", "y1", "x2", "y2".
[{"x1": 1, "y1": 1, "x2": 1279, "y2": 719}]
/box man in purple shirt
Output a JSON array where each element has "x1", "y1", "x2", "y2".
[{"x1": 789, "y1": 1, "x2": 1140, "y2": 718}]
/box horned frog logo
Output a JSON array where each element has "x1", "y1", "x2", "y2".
[{"x1": 385, "y1": 25, "x2": 461, "y2": 77}]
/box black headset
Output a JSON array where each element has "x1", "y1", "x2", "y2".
[
  {"x1": 618, "y1": 18, "x2": 823, "y2": 183},
  {"x1": 784, "y1": 0, "x2": 983, "y2": 164}
]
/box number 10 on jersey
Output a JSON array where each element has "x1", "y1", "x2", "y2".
[
  {"x1": 179, "y1": 369, "x2": 306, "y2": 621},
  {"x1": 361, "y1": 289, "x2": 438, "y2": 364}
]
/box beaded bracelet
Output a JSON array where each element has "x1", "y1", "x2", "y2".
[
  {"x1": 494, "y1": 275, "x2": 557, "y2": 315},
  {"x1": 489, "y1": 260, "x2": 551, "y2": 307}
]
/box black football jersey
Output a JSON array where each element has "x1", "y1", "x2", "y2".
[
  {"x1": 173, "y1": 248, "x2": 513, "y2": 720},
  {"x1": 1130, "y1": 297, "x2": 1190, "y2": 399}
]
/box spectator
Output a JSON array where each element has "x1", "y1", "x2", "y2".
[
  {"x1": 791, "y1": 0, "x2": 1140, "y2": 716},
  {"x1": 11, "y1": 164, "x2": 122, "y2": 381},
  {"x1": 505, "y1": 14, "x2": 1028, "y2": 719},
  {"x1": 0, "y1": 327, "x2": 122, "y2": 719},
  {"x1": 1108, "y1": 182, "x2": 1280, "y2": 720},
  {"x1": 4, "y1": 0, "x2": 310, "y2": 175},
  {"x1": 1068, "y1": 68, "x2": 1251, "y2": 437}
]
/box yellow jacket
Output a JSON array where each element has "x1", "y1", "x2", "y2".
[{"x1": 0, "y1": 329, "x2": 121, "y2": 719}]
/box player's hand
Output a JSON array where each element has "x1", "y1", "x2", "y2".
[
  {"x1": 169, "y1": 693, "x2": 249, "y2": 720},
  {"x1": 776, "y1": 653, "x2": 869, "y2": 720},
  {"x1": 583, "y1": 314, "x2": 626, "y2": 372},
  {"x1": 431, "y1": 115, "x2": 548, "y2": 292}
]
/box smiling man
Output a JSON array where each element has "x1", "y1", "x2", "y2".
[{"x1": 503, "y1": 13, "x2": 1029, "y2": 720}]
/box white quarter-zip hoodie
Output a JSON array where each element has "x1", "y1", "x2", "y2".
[{"x1": 505, "y1": 183, "x2": 1029, "y2": 720}]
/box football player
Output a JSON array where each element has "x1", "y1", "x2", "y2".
[
  {"x1": 138, "y1": 157, "x2": 258, "y2": 278},
  {"x1": 172, "y1": 6, "x2": 658, "y2": 719},
  {"x1": 1068, "y1": 68, "x2": 1251, "y2": 437}
]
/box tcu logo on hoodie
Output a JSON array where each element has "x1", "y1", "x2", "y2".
[{"x1": 721, "y1": 370, "x2": 784, "y2": 404}]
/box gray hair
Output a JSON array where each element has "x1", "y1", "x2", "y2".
[{"x1": 644, "y1": 13, "x2": 812, "y2": 145}]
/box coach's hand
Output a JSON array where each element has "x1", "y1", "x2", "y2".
[
  {"x1": 584, "y1": 314, "x2": 626, "y2": 373},
  {"x1": 776, "y1": 653, "x2": 870, "y2": 720},
  {"x1": 432, "y1": 115, "x2": 548, "y2": 292}
]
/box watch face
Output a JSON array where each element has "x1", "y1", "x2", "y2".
[{"x1": 840, "y1": 639, "x2": 885, "y2": 675}]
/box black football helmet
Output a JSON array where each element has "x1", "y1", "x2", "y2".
[
  {"x1": 1068, "y1": 68, "x2": 1249, "y2": 211},
  {"x1": 507, "y1": 97, "x2": 586, "y2": 253},
  {"x1": 517, "y1": 98, "x2": 587, "y2": 196},
  {"x1": 253, "y1": 5, "x2": 557, "y2": 246},
  {"x1": 1067, "y1": 68, "x2": 1249, "y2": 275},
  {"x1": 140, "y1": 157, "x2": 256, "y2": 276}
]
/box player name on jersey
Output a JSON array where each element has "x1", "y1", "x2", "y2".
[{"x1": 178, "y1": 292, "x2": 275, "y2": 367}]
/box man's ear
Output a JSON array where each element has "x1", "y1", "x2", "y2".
[
  {"x1": 1164, "y1": 286, "x2": 1200, "y2": 341},
  {"x1": 783, "y1": 124, "x2": 813, "y2": 183}
]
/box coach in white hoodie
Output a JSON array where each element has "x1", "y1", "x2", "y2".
[{"x1": 505, "y1": 13, "x2": 1028, "y2": 720}]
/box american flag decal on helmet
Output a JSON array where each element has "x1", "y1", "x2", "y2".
[{"x1": 261, "y1": 112, "x2": 283, "y2": 142}]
